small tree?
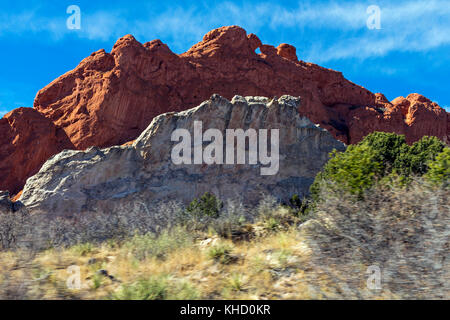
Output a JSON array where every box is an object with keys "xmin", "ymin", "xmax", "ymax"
[
  {"xmin": 310, "ymin": 144, "xmax": 382, "ymax": 199},
  {"xmin": 425, "ymin": 147, "xmax": 450, "ymax": 188},
  {"xmin": 289, "ymin": 194, "xmax": 302, "ymax": 209},
  {"xmin": 186, "ymin": 192, "xmax": 223, "ymax": 219},
  {"xmin": 289, "ymin": 194, "xmax": 312, "ymax": 221},
  {"xmin": 394, "ymin": 136, "xmax": 445, "ymax": 175}
]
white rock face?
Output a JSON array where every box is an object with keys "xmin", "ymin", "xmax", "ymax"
[{"xmin": 19, "ymin": 95, "xmax": 345, "ymax": 216}]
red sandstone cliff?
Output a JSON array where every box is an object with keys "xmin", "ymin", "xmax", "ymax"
[
  {"xmin": 1, "ymin": 26, "xmax": 448, "ymax": 195},
  {"xmin": 0, "ymin": 108, "xmax": 74, "ymax": 195}
]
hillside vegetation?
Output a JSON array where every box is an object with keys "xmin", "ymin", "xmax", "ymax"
[{"xmin": 0, "ymin": 133, "xmax": 448, "ymax": 300}]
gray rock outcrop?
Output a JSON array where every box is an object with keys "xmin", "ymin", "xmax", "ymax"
[
  {"xmin": 19, "ymin": 95, "xmax": 345, "ymax": 216},
  {"xmin": 0, "ymin": 191, "xmax": 13, "ymax": 213}
]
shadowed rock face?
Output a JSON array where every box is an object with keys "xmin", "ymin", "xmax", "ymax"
[
  {"xmin": 0, "ymin": 25, "xmax": 448, "ymax": 195},
  {"xmin": 0, "ymin": 191, "xmax": 13, "ymax": 213},
  {"xmin": 19, "ymin": 95, "xmax": 345, "ymax": 216},
  {"xmin": 0, "ymin": 108, "xmax": 74, "ymax": 195}
]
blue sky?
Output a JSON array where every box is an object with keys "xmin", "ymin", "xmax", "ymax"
[{"xmin": 1, "ymin": 0, "xmax": 449, "ymax": 117}]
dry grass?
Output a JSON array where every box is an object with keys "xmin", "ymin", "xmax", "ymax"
[
  {"xmin": 302, "ymin": 179, "xmax": 450, "ymax": 299},
  {"xmin": 0, "ymin": 225, "xmax": 313, "ymax": 300},
  {"xmin": 0, "ymin": 181, "xmax": 448, "ymax": 300}
]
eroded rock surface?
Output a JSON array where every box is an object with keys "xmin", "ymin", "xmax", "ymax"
[{"xmin": 19, "ymin": 95, "xmax": 345, "ymax": 216}]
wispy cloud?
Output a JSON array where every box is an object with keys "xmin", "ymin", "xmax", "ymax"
[
  {"xmin": 302, "ymin": 1, "xmax": 450, "ymax": 62},
  {"xmin": 0, "ymin": 1, "xmax": 449, "ymax": 61}
]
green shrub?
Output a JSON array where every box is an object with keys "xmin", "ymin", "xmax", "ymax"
[
  {"xmin": 394, "ymin": 136, "xmax": 445, "ymax": 175},
  {"xmin": 111, "ymin": 276, "xmax": 200, "ymax": 300},
  {"xmin": 71, "ymin": 243, "xmax": 94, "ymax": 256},
  {"xmin": 256, "ymin": 196, "xmax": 300, "ymax": 230},
  {"xmin": 207, "ymin": 244, "xmax": 234, "ymax": 264},
  {"xmin": 311, "ymin": 132, "xmax": 446, "ymax": 199},
  {"xmin": 124, "ymin": 226, "xmax": 194, "ymax": 261},
  {"xmin": 289, "ymin": 194, "xmax": 302, "ymax": 209},
  {"xmin": 111, "ymin": 277, "xmax": 168, "ymax": 300},
  {"xmin": 425, "ymin": 147, "xmax": 450, "ymax": 188},
  {"xmin": 91, "ymin": 273, "xmax": 103, "ymax": 290},
  {"xmin": 168, "ymin": 281, "xmax": 200, "ymax": 300},
  {"xmin": 186, "ymin": 192, "xmax": 223, "ymax": 219},
  {"xmin": 310, "ymin": 144, "xmax": 382, "ymax": 198},
  {"xmin": 264, "ymin": 217, "xmax": 280, "ymax": 231},
  {"xmin": 227, "ymin": 273, "xmax": 244, "ymax": 292},
  {"xmin": 360, "ymin": 131, "xmax": 407, "ymax": 166},
  {"xmin": 210, "ymin": 212, "xmax": 246, "ymax": 239}
]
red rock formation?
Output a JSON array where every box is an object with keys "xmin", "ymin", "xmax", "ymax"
[
  {"xmin": 34, "ymin": 26, "xmax": 379, "ymax": 148},
  {"xmin": 347, "ymin": 93, "xmax": 449, "ymax": 144},
  {"xmin": 0, "ymin": 108, "xmax": 74, "ymax": 195},
  {"xmin": 277, "ymin": 43, "xmax": 298, "ymax": 62},
  {"xmin": 0, "ymin": 25, "xmax": 448, "ymax": 194}
]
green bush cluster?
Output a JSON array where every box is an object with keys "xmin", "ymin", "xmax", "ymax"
[
  {"xmin": 181, "ymin": 192, "xmax": 249, "ymax": 238},
  {"xmin": 311, "ymin": 132, "xmax": 448, "ymax": 199},
  {"xmin": 111, "ymin": 276, "xmax": 199, "ymax": 300},
  {"xmin": 186, "ymin": 192, "xmax": 223, "ymax": 219},
  {"xmin": 425, "ymin": 147, "xmax": 450, "ymax": 188},
  {"xmin": 124, "ymin": 226, "xmax": 194, "ymax": 261},
  {"xmin": 288, "ymin": 194, "xmax": 311, "ymax": 220},
  {"xmin": 207, "ymin": 244, "xmax": 234, "ymax": 264}
]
